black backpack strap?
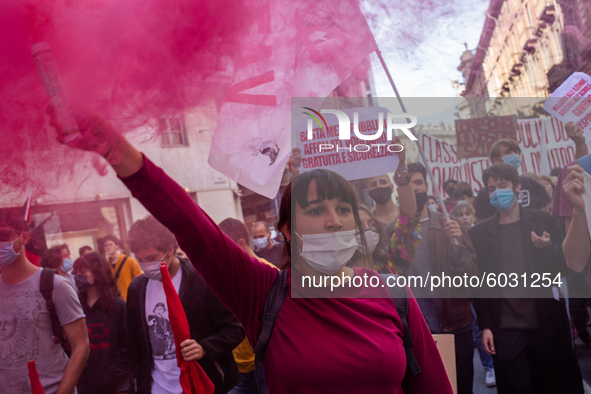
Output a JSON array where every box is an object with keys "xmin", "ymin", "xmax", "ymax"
[
  {"xmin": 253, "ymin": 269, "xmax": 288, "ymax": 363},
  {"xmin": 380, "ymin": 274, "xmax": 422, "ymax": 376},
  {"xmin": 40, "ymin": 268, "xmax": 66, "ymax": 347},
  {"xmin": 252, "ymin": 269, "xmax": 288, "ymax": 393},
  {"xmin": 114, "ymin": 256, "xmax": 128, "ymax": 281}
]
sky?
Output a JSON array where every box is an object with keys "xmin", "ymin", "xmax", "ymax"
[{"xmin": 368, "ymin": 0, "xmax": 491, "ymax": 99}]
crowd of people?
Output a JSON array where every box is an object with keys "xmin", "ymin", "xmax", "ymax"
[{"xmin": 1, "ymin": 113, "xmax": 591, "ymax": 394}]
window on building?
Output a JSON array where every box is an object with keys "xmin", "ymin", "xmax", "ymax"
[{"xmin": 160, "ymin": 117, "xmax": 188, "ymax": 147}]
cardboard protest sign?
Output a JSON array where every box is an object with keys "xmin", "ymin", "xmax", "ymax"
[
  {"xmin": 455, "ymin": 116, "xmax": 517, "ymax": 159},
  {"xmin": 294, "ymin": 106, "xmax": 400, "ymax": 181},
  {"xmin": 543, "ymin": 72, "xmax": 591, "ymax": 139}
]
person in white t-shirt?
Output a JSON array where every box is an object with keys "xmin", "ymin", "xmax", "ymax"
[{"xmin": 126, "ymin": 216, "xmax": 245, "ymax": 394}]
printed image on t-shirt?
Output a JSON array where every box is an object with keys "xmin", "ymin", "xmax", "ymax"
[
  {"xmin": 148, "ymin": 302, "xmax": 176, "ymax": 360},
  {"xmin": 0, "ymin": 291, "xmax": 45, "ymax": 392}
]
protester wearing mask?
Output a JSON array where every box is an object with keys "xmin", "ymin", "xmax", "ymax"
[
  {"xmin": 73, "ymin": 253, "xmax": 129, "ymax": 394},
  {"xmin": 473, "ymin": 139, "xmax": 551, "ymax": 223},
  {"xmin": 426, "ymin": 196, "xmax": 438, "ymax": 213},
  {"xmin": 393, "ymin": 162, "xmax": 477, "ymax": 394},
  {"xmin": 469, "ymin": 163, "xmax": 582, "ymax": 393},
  {"xmin": 251, "ymin": 221, "xmax": 282, "ymax": 267},
  {"xmin": 442, "ymin": 179, "xmax": 458, "ymax": 213},
  {"xmin": 365, "ymin": 173, "xmax": 399, "ymax": 236},
  {"xmin": 0, "ymin": 210, "xmax": 89, "ymax": 394},
  {"xmin": 55, "ymin": 112, "xmax": 452, "ymax": 393},
  {"xmin": 102, "ymin": 234, "xmax": 142, "ymax": 301},
  {"xmin": 40, "ymin": 244, "xmax": 77, "ymax": 291},
  {"xmin": 126, "ymin": 216, "xmax": 244, "ymax": 394},
  {"xmin": 365, "ymin": 137, "xmax": 416, "ymax": 242}
]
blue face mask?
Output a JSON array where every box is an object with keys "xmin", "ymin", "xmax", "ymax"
[
  {"xmin": 61, "ymin": 258, "xmax": 74, "ymax": 273},
  {"xmin": 502, "ymin": 153, "xmax": 522, "ymax": 170},
  {"xmin": 427, "ymin": 204, "xmax": 438, "ymax": 213},
  {"xmin": 489, "ymin": 188, "xmax": 516, "ymax": 212}
]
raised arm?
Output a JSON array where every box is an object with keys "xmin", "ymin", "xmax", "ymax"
[
  {"xmin": 566, "ymin": 122, "xmax": 588, "ymax": 160},
  {"xmin": 394, "ymin": 136, "xmax": 417, "ymax": 218},
  {"xmin": 561, "ymin": 166, "xmax": 591, "ymax": 272},
  {"xmin": 53, "ymin": 114, "xmax": 278, "ymax": 328}
]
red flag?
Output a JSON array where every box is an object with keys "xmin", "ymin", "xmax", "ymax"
[
  {"xmin": 28, "ymin": 360, "xmax": 45, "ymax": 394},
  {"xmin": 160, "ymin": 263, "xmax": 215, "ymax": 394}
]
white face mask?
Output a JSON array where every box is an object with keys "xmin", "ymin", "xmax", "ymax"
[
  {"xmin": 355, "ymin": 229, "xmax": 380, "ymax": 256},
  {"xmin": 140, "ymin": 253, "xmax": 170, "ymax": 281},
  {"xmin": 253, "ymin": 236, "xmax": 269, "ymax": 250},
  {"xmin": 296, "ymin": 230, "xmax": 358, "ymax": 275},
  {"xmin": 0, "ymin": 237, "xmax": 21, "ymax": 267}
]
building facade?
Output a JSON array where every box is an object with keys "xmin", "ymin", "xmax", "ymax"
[
  {"xmin": 458, "ymin": 0, "xmax": 586, "ymax": 118},
  {"xmin": 0, "ymin": 100, "xmax": 244, "ymax": 258}
]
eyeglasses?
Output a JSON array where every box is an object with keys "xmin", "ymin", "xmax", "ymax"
[{"xmin": 0, "ymin": 230, "xmax": 21, "ymax": 242}]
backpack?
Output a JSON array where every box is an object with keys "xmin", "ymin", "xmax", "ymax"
[
  {"xmin": 40, "ymin": 268, "xmax": 70, "ymax": 354},
  {"xmin": 251, "ymin": 270, "xmax": 421, "ymax": 392}
]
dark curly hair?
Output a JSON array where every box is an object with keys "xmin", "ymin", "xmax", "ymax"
[
  {"xmin": 128, "ymin": 216, "xmax": 178, "ymax": 254},
  {"xmin": 73, "ymin": 253, "xmax": 120, "ymax": 313},
  {"xmin": 40, "ymin": 244, "xmax": 70, "ymax": 270}
]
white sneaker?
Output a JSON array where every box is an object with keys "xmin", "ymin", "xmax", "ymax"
[{"xmin": 485, "ymin": 369, "xmax": 496, "ymax": 387}]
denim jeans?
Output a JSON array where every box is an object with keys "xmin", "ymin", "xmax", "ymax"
[{"xmin": 470, "ymin": 301, "xmax": 494, "ymax": 371}]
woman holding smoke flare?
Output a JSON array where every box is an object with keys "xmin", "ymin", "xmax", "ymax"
[{"xmin": 52, "ymin": 112, "xmax": 452, "ymax": 393}]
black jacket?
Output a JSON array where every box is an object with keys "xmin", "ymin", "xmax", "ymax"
[
  {"xmin": 469, "ymin": 207, "xmax": 583, "ymax": 393},
  {"xmin": 77, "ymin": 296, "xmax": 129, "ymax": 394},
  {"xmin": 127, "ymin": 257, "xmax": 245, "ymax": 394}
]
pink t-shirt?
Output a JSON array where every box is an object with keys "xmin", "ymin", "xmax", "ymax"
[{"xmin": 120, "ymin": 156, "xmax": 452, "ymax": 394}]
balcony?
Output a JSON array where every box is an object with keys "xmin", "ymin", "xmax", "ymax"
[{"xmin": 539, "ymin": 5, "xmax": 556, "ymax": 25}]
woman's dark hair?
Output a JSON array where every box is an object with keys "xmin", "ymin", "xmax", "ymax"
[
  {"xmin": 73, "ymin": 252, "xmax": 120, "ymax": 313},
  {"xmin": 40, "ymin": 244, "xmax": 70, "ymax": 269},
  {"xmin": 277, "ymin": 169, "xmax": 365, "ymax": 270}
]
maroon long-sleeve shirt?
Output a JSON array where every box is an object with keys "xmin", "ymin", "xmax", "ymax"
[{"xmin": 120, "ymin": 156, "xmax": 452, "ymax": 393}]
